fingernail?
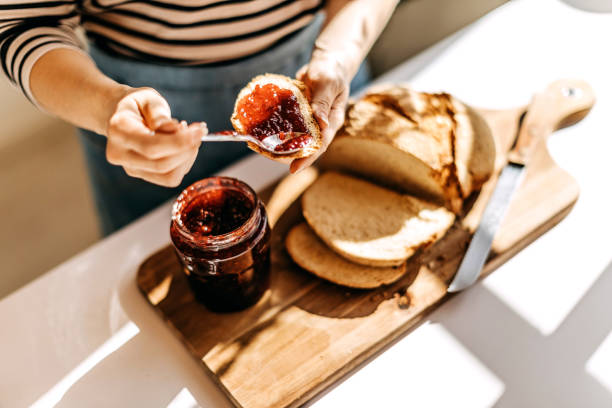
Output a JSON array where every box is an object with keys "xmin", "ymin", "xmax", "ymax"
[
  {"xmin": 191, "ymin": 122, "xmax": 207, "ymax": 132},
  {"xmin": 189, "ymin": 122, "xmax": 207, "ymax": 136},
  {"xmin": 290, "ymin": 162, "xmax": 302, "ymax": 174},
  {"xmin": 317, "ymin": 114, "xmax": 329, "ymax": 129}
]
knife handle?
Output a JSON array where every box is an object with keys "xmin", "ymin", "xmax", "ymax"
[{"xmin": 507, "ymin": 79, "xmax": 596, "ymax": 166}]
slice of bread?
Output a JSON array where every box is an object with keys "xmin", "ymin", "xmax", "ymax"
[
  {"xmin": 231, "ymin": 73, "xmax": 322, "ymax": 162},
  {"xmin": 302, "ymin": 172, "xmax": 455, "ymax": 267},
  {"xmin": 286, "ymin": 223, "xmax": 407, "ymax": 289},
  {"xmin": 319, "ymin": 84, "xmax": 495, "ymax": 213}
]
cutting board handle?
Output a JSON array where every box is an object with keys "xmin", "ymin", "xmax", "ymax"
[{"xmin": 508, "ymin": 79, "xmax": 595, "ymax": 165}]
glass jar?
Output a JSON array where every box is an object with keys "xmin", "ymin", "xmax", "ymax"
[{"xmin": 170, "ymin": 177, "xmax": 271, "ymax": 312}]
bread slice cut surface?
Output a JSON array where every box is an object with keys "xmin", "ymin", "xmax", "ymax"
[{"xmin": 302, "ymin": 172, "xmax": 455, "ymax": 267}]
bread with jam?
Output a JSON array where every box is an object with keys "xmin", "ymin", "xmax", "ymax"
[{"xmin": 231, "ymin": 73, "xmax": 322, "ymax": 162}]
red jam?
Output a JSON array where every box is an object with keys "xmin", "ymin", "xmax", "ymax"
[
  {"xmin": 274, "ymin": 133, "xmax": 313, "ymax": 152},
  {"xmin": 170, "ymin": 177, "xmax": 271, "ymax": 312},
  {"xmin": 181, "ymin": 189, "xmax": 253, "ymax": 236},
  {"xmin": 236, "ymin": 83, "xmax": 309, "ymax": 141}
]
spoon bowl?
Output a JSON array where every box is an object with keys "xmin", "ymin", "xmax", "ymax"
[{"xmin": 202, "ymin": 131, "xmax": 311, "ymax": 155}]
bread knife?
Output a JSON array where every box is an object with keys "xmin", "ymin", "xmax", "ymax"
[{"xmin": 447, "ymin": 79, "xmax": 595, "ymax": 293}]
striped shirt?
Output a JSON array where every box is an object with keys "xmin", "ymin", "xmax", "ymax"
[{"xmin": 0, "ymin": 0, "xmax": 324, "ymax": 103}]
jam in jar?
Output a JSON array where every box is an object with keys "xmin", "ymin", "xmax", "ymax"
[{"xmin": 170, "ymin": 177, "xmax": 271, "ymax": 312}]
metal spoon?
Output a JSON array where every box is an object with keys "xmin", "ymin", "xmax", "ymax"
[{"xmin": 202, "ymin": 131, "xmax": 310, "ymax": 155}]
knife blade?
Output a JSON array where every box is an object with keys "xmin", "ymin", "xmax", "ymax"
[
  {"xmin": 447, "ymin": 163, "xmax": 524, "ymax": 292},
  {"xmin": 447, "ymin": 79, "xmax": 595, "ymax": 293}
]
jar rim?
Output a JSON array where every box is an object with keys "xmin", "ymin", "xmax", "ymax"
[{"xmin": 171, "ymin": 177, "xmax": 260, "ymax": 249}]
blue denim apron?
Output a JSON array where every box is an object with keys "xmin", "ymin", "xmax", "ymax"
[{"xmin": 79, "ymin": 13, "xmax": 370, "ymax": 235}]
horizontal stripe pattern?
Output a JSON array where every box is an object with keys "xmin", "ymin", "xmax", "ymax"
[{"xmin": 0, "ymin": 0, "xmax": 323, "ymax": 103}]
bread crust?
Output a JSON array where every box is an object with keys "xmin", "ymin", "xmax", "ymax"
[
  {"xmin": 320, "ymin": 84, "xmax": 496, "ymax": 213},
  {"xmin": 231, "ymin": 73, "xmax": 322, "ymax": 163},
  {"xmin": 286, "ymin": 223, "xmax": 407, "ymax": 289}
]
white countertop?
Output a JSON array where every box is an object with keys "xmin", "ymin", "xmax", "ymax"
[{"xmin": 3, "ymin": 1, "xmax": 612, "ymax": 407}]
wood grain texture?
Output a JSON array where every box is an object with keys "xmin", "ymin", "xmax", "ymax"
[{"xmin": 137, "ymin": 105, "xmax": 580, "ymax": 408}]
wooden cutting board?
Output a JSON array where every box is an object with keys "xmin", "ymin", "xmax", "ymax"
[{"xmin": 137, "ymin": 83, "xmax": 591, "ymax": 408}]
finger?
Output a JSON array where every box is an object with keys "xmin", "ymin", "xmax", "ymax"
[
  {"xmin": 160, "ymin": 120, "xmax": 205, "ymax": 134},
  {"xmin": 114, "ymin": 120, "xmax": 204, "ymax": 159},
  {"xmin": 172, "ymin": 124, "xmax": 202, "ymax": 177},
  {"xmin": 289, "ymin": 132, "xmax": 327, "ymax": 173},
  {"xmin": 132, "ymin": 129, "xmax": 201, "ymax": 159},
  {"xmin": 309, "ymin": 85, "xmax": 336, "ymax": 130},
  {"xmin": 174, "ymin": 123, "xmax": 204, "ymax": 176},
  {"xmin": 290, "ymin": 95, "xmax": 347, "ymax": 174},
  {"xmin": 327, "ymin": 94, "xmax": 348, "ymax": 137},
  {"xmin": 180, "ymin": 146, "xmax": 200, "ymax": 177},
  {"xmin": 197, "ymin": 121, "xmax": 208, "ymax": 135},
  {"xmin": 120, "ymin": 147, "xmax": 198, "ymax": 174},
  {"xmin": 295, "ymin": 64, "xmax": 308, "ymax": 81},
  {"xmin": 124, "ymin": 165, "xmax": 186, "ymax": 188},
  {"xmin": 156, "ymin": 118, "xmax": 180, "ymax": 133},
  {"xmin": 134, "ymin": 89, "xmax": 172, "ymax": 130},
  {"xmin": 108, "ymin": 111, "xmax": 156, "ymax": 141},
  {"xmin": 290, "ymin": 157, "xmax": 306, "ymax": 174},
  {"xmin": 289, "ymin": 125, "xmax": 330, "ymax": 173}
]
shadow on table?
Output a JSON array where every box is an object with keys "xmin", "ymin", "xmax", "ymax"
[
  {"xmin": 52, "ymin": 270, "xmax": 236, "ymax": 408},
  {"xmin": 430, "ymin": 258, "xmax": 612, "ymax": 407},
  {"xmin": 303, "ymin": 258, "xmax": 612, "ymax": 408}
]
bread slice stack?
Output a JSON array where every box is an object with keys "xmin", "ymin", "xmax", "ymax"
[
  {"xmin": 286, "ymin": 222, "xmax": 409, "ymax": 289},
  {"xmin": 286, "ymin": 172, "xmax": 455, "ymax": 288},
  {"xmin": 231, "ymin": 74, "xmax": 322, "ymax": 162},
  {"xmin": 285, "ymin": 85, "xmax": 495, "ymax": 289}
]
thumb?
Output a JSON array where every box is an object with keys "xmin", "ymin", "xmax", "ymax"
[
  {"xmin": 295, "ymin": 64, "xmax": 308, "ymax": 81},
  {"xmin": 310, "ymin": 88, "xmax": 335, "ymax": 130},
  {"xmin": 137, "ymin": 89, "xmax": 173, "ymax": 130}
]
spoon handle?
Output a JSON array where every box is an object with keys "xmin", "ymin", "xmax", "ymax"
[{"xmin": 203, "ymin": 133, "xmax": 253, "ymax": 143}]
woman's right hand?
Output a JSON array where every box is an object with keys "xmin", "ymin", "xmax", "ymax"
[{"xmin": 105, "ymin": 87, "xmax": 206, "ymax": 187}]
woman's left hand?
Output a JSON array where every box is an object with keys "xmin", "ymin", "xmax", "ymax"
[{"xmin": 290, "ymin": 50, "xmax": 351, "ymax": 173}]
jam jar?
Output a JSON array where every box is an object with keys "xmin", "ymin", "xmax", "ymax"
[{"xmin": 170, "ymin": 177, "xmax": 271, "ymax": 312}]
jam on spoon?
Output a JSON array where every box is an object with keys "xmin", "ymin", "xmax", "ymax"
[{"xmin": 273, "ymin": 133, "xmax": 313, "ymax": 152}]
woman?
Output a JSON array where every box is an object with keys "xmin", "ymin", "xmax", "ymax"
[{"xmin": 0, "ymin": 0, "xmax": 399, "ymax": 235}]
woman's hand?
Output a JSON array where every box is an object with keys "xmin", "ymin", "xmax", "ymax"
[
  {"xmin": 290, "ymin": 50, "xmax": 350, "ymax": 173},
  {"xmin": 105, "ymin": 87, "xmax": 207, "ymax": 187}
]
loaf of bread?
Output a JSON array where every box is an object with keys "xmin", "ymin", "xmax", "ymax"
[
  {"xmin": 286, "ymin": 223, "xmax": 407, "ymax": 288},
  {"xmin": 301, "ymin": 172, "xmax": 455, "ymax": 267},
  {"xmin": 231, "ymin": 74, "xmax": 322, "ymax": 162},
  {"xmin": 319, "ymin": 84, "xmax": 495, "ymax": 213}
]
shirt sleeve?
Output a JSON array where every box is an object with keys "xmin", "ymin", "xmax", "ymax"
[{"xmin": 0, "ymin": 0, "xmax": 89, "ymax": 106}]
